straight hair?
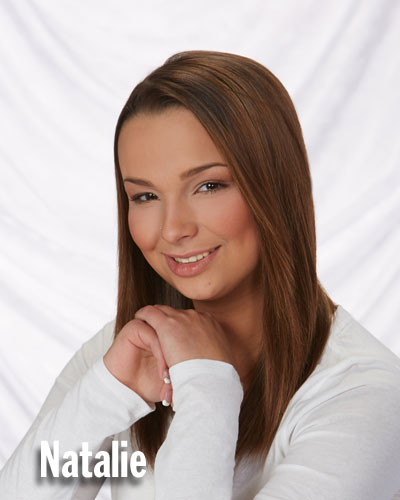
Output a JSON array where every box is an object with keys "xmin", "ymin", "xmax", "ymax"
[{"xmin": 113, "ymin": 50, "xmax": 337, "ymax": 469}]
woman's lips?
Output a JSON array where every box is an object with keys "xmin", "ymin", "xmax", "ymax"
[
  {"xmin": 165, "ymin": 246, "xmax": 221, "ymax": 277},
  {"xmin": 166, "ymin": 246, "xmax": 219, "ymax": 259}
]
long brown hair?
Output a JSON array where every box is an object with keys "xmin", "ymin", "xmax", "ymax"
[{"xmin": 113, "ymin": 50, "xmax": 337, "ymax": 469}]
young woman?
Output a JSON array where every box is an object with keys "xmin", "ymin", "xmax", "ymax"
[{"xmin": 1, "ymin": 50, "xmax": 400, "ymax": 500}]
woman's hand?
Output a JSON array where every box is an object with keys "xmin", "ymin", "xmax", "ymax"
[
  {"xmin": 134, "ymin": 305, "xmax": 234, "ymax": 368},
  {"xmin": 103, "ymin": 319, "xmax": 171, "ymax": 406},
  {"xmin": 103, "ymin": 305, "xmax": 233, "ymax": 408}
]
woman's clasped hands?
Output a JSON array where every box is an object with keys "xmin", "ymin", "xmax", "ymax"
[{"xmin": 103, "ymin": 305, "xmax": 234, "ymax": 409}]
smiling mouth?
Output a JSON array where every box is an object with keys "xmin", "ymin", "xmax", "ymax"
[
  {"xmin": 165, "ymin": 245, "xmax": 221, "ymax": 278},
  {"xmin": 171, "ymin": 246, "xmax": 220, "ymax": 264}
]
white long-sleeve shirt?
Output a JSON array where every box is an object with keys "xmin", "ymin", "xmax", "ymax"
[{"xmin": 1, "ymin": 305, "xmax": 400, "ymax": 499}]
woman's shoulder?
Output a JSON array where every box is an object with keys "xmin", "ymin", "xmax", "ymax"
[
  {"xmin": 31, "ymin": 318, "xmax": 118, "ymax": 425},
  {"xmin": 262, "ymin": 306, "xmax": 400, "ymax": 500},
  {"xmin": 289, "ymin": 305, "xmax": 400, "ymax": 414},
  {"xmin": 51, "ymin": 318, "xmax": 117, "ymax": 388},
  {"xmin": 78, "ymin": 317, "xmax": 117, "ymax": 368},
  {"xmin": 320, "ymin": 304, "xmax": 400, "ymax": 375}
]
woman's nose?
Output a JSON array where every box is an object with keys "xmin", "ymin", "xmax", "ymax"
[{"xmin": 160, "ymin": 201, "xmax": 198, "ymax": 243}]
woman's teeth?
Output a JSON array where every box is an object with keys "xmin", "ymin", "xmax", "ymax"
[{"xmin": 173, "ymin": 249, "xmax": 214, "ymax": 264}]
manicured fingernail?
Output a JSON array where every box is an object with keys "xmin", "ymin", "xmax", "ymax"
[
  {"xmin": 163, "ymin": 370, "xmax": 171, "ymax": 384},
  {"xmin": 162, "ymin": 390, "xmax": 171, "ymax": 406}
]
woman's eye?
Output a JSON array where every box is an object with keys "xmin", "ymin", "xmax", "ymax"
[
  {"xmin": 129, "ymin": 192, "xmax": 158, "ymax": 204},
  {"xmin": 128, "ymin": 182, "xmax": 227, "ymax": 204},
  {"xmin": 197, "ymin": 182, "xmax": 227, "ymax": 193}
]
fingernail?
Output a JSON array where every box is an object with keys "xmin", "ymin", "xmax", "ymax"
[
  {"xmin": 163, "ymin": 370, "xmax": 171, "ymax": 384},
  {"xmin": 162, "ymin": 390, "xmax": 171, "ymax": 406}
]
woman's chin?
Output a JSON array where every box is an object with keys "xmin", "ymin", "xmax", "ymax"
[
  {"xmin": 175, "ymin": 283, "xmax": 223, "ymax": 303},
  {"xmin": 161, "ymin": 273, "xmax": 226, "ymax": 303}
]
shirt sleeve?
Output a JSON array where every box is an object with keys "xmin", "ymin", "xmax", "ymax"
[
  {"xmin": 254, "ymin": 362, "xmax": 400, "ymax": 500},
  {"xmin": 0, "ymin": 321, "xmax": 155, "ymax": 500},
  {"xmin": 153, "ymin": 356, "xmax": 400, "ymax": 500},
  {"xmin": 154, "ymin": 358, "xmax": 244, "ymax": 500}
]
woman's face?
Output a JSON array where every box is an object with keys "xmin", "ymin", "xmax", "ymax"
[{"xmin": 117, "ymin": 107, "xmax": 261, "ymax": 302}]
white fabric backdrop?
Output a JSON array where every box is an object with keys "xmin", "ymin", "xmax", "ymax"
[{"xmin": 1, "ymin": 0, "xmax": 399, "ymax": 497}]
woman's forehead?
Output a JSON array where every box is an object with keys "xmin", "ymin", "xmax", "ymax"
[{"xmin": 118, "ymin": 109, "xmax": 227, "ymax": 179}]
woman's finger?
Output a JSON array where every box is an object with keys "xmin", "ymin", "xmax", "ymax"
[
  {"xmin": 160, "ymin": 384, "xmax": 173, "ymax": 407},
  {"xmin": 152, "ymin": 304, "xmax": 177, "ymax": 316},
  {"xmin": 126, "ymin": 319, "xmax": 169, "ymax": 381},
  {"xmin": 135, "ymin": 305, "xmax": 172, "ymax": 334},
  {"xmin": 147, "ymin": 330, "xmax": 169, "ymax": 380}
]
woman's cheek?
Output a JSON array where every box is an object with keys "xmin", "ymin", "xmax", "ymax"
[
  {"xmin": 128, "ymin": 210, "xmax": 159, "ymax": 251},
  {"xmin": 205, "ymin": 191, "xmax": 252, "ymax": 235}
]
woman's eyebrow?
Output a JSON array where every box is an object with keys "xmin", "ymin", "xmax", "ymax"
[{"xmin": 123, "ymin": 162, "xmax": 228, "ymax": 187}]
